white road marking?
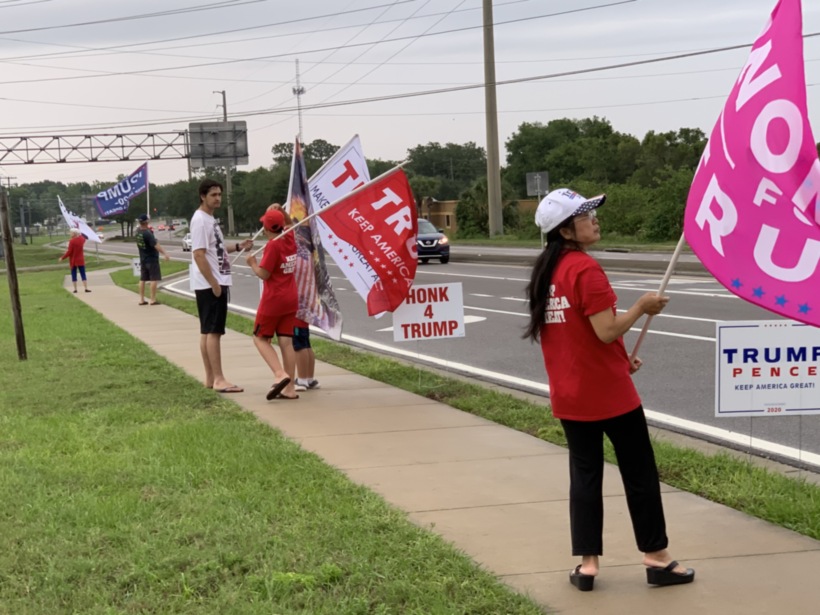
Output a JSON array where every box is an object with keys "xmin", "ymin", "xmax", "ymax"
[
  {"xmin": 468, "ymin": 301, "xmax": 720, "ymax": 330},
  {"xmin": 612, "ymin": 285, "xmax": 737, "ymax": 299}
]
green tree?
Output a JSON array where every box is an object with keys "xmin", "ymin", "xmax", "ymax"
[
  {"xmin": 405, "ymin": 141, "xmax": 486, "ymax": 200},
  {"xmin": 504, "ymin": 117, "xmax": 638, "ymax": 192},
  {"xmin": 631, "ymin": 128, "xmax": 706, "ymax": 186},
  {"xmin": 455, "ymin": 177, "xmax": 519, "ymax": 238},
  {"xmin": 408, "ymin": 175, "xmax": 442, "ymax": 211},
  {"xmin": 367, "ymin": 158, "xmax": 397, "ymax": 178},
  {"xmin": 643, "ymin": 166, "xmax": 695, "ymax": 241},
  {"xmin": 231, "ymin": 166, "xmax": 290, "ymax": 230},
  {"xmin": 270, "ymin": 139, "xmax": 340, "ymax": 177}
]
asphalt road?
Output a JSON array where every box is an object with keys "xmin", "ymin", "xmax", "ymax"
[{"xmin": 96, "ymin": 236, "xmax": 820, "ymax": 469}]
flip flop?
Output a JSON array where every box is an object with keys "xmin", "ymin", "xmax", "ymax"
[
  {"xmin": 275, "ymin": 393, "xmax": 300, "ymax": 400},
  {"xmin": 646, "ymin": 561, "xmax": 695, "ymax": 586},
  {"xmin": 138, "ymin": 301, "xmax": 148, "ymax": 305},
  {"xmin": 215, "ymin": 385, "xmax": 244, "ymax": 393},
  {"xmin": 149, "ymin": 301, "xmax": 160, "ymax": 305},
  {"xmin": 569, "ymin": 565, "xmax": 595, "ymax": 591},
  {"xmin": 266, "ymin": 377, "xmax": 291, "ymax": 401}
]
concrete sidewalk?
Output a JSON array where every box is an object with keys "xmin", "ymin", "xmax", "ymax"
[{"xmin": 71, "ymin": 270, "xmax": 820, "ymax": 614}]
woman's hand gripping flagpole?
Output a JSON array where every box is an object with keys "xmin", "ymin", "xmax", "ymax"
[{"xmin": 628, "ymin": 232, "xmax": 686, "ymax": 362}]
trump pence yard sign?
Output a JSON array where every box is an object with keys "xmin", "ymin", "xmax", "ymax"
[
  {"xmin": 716, "ymin": 319, "xmax": 820, "ymax": 417},
  {"xmin": 392, "ymin": 283, "xmax": 465, "ymax": 343}
]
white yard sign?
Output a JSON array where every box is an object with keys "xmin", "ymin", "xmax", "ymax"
[
  {"xmin": 132, "ymin": 258, "xmax": 141, "ymax": 277},
  {"xmin": 716, "ymin": 320, "xmax": 820, "ymax": 417},
  {"xmin": 392, "ymin": 283, "xmax": 465, "ymax": 342}
]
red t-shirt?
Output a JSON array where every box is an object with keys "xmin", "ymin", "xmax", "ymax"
[
  {"xmin": 258, "ymin": 234, "xmax": 298, "ymax": 316},
  {"xmin": 539, "ymin": 250, "xmax": 640, "ymax": 421}
]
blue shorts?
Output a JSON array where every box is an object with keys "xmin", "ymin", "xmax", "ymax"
[
  {"xmin": 293, "ymin": 325, "xmax": 311, "ymax": 351},
  {"xmin": 70, "ymin": 265, "xmax": 86, "ymax": 282}
]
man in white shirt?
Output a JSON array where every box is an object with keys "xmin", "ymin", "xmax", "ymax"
[{"xmin": 190, "ymin": 178, "xmax": 253, "ymax": 393}]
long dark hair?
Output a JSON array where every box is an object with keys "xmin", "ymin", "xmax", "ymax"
[{"xmin": 523, "ymin": 219, "xmax": 580, "ymax": 342}]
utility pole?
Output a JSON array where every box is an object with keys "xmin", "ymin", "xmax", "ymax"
[
  {"xmin": 213, "ymin": 89, "xmax": 235, "ymax": 236},
  {"xmin": 0, "ymin": 175, "xmax": 18, "ymax": 241},
  {"xmin": 292, "ymin": 59, "xmax": 306, "ymax": 144},
  {"xmin": 483, "ymin": 0, "xmax": 504, "ymax": 237},
  {"xmin": 0, "ymin": 186, "xmax": 27, "ymax": 360}
]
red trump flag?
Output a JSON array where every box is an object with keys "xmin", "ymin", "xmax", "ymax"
[{"xmin": 317, "ymin": 168, "xmax": 418, "ymax": 315}]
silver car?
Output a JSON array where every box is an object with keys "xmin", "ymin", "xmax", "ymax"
[{"xmin": 182, "ymin": 233, "xmax": 192, "ymax": 251}]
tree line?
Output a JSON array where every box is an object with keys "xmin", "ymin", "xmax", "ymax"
[{"xmin": 9, "ymin": 117, "xmax": 815, "ymax": 242}]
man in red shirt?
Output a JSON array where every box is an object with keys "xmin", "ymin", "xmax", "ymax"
[{"xmin": 246, "ymin": 206, "xmax": 299, "ymax": 401}]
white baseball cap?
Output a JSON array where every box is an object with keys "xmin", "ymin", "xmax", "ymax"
[{"xmin": 534, "ymin": 188, "xmax": 606, "ymax": 233}]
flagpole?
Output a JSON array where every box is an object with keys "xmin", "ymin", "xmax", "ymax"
[
  {"xmin": 249, "ymin": 163, "xmax": 407, "ymax": 258},
  {"xmin": 629, "ymin": 231, "xmax": 687, "ymax": 361}
]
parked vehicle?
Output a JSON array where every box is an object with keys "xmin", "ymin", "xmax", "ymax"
[
  {"xmin": 416, "ymin": 218, "xmax": 449, "ymax": 264},
  {"xmin": 182, "ymin": 233, "xmax": 192, "ymax": 251}
]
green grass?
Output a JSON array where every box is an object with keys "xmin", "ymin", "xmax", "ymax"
[
  {"xmin": 110, "ymin": 271, "xmax": 820, "ymax": 543},
  {"xmin": 1, "ymin": 238, "xmax": 120, "ymax": 270},
  {"xmin": 0, "ymin": 269, "xmax": 545, "ymax": 615}
]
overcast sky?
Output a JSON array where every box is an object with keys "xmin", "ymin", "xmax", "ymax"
[{"xmin": 0, "ymin": 0, "xmax": 818, "ymax": 189}]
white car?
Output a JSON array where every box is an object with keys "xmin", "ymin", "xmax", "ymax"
[{"xmin": 182, "ymin": 233, "xmax": 192, "ymax": 251}]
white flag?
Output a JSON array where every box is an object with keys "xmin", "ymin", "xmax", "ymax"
[
  {"xmin": 307, "ymin": 135, "xmax": 376, "ymax": 306},
  {"xmin": 58, "ymin": 196, "xmax": 102, "ymax": 243}
]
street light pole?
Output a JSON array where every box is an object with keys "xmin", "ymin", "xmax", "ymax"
[{"xmin": 213, "ymin": 89, "xmax": 235, "ymax": 236}]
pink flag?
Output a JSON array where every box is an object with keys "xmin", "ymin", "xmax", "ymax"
[
  {"xmin": 684, "ymin": 0, "xmax": 820, "ymax": 327},
  {"xmin": 317, "ymin": 168, "xmax": 418, "ymax": 315}
]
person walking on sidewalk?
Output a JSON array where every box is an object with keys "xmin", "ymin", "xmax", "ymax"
[
  {"xmin": 59, "ymin": 228, "xmax": 90, "ymax": 293},
  {"xmin": 246, "ymin": 206, "xmax": 300, "ymax": 401},
  {"xmin": 135, "ymin": 214, "xmax": 170, "ymax": 306},
  {"xmin": 524, "ymin": 188, "xmax": 695, "ymax": 592},
  {"xmin": 190, "ymin": 178, "xmax": 253, "ymax": 394}
]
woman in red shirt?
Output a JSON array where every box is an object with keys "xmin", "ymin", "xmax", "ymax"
[
  {"xmin": 524, "ymin": 188, "xmax": 694, "ymax": 591},
  {"xmin": 59, "ymin": 228, "xmax": 90, "ymax": 293}
]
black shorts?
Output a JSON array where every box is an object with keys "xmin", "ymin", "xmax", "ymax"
[
  {"xmin": 195, "ymin": 286, "xmax": 229, "ymax": 335},
  {"xmin": 140, "ymin": 261, "xmax": 162, "ymax": 282},
  {"xmin": 293, "ymin": 324, "xmax": 311, "ymax": 351}
]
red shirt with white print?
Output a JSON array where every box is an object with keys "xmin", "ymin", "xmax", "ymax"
[
  {"xmin": 539, "ymin": 250, "xmax": 640, "ymax": 421},
  {"xmin": 258, "ymin": 233, "xmax": 298, "ymax": 316}
]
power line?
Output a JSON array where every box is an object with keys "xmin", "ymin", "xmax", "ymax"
[
  {"xmin": 0, "ymin": 0, "xmax": 425, "ymax": 62},
  {"xmin": 0, "ymin": 0, "xmax": 272, "ymax": 36},
  {"xmin": 232, "ymin": 0, "xmax": 412, "ymax": 107},
  {"xmin": 2, "ymin": 32, "xmax": 804, "ymax": 135},
  {"xmin": 0, "ymin": 1, "xmax": 637, "ymax": 86}
]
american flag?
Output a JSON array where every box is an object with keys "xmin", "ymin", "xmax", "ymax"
[{"xmin": 284, "ymin": 138, "xmax": 343, "ymax": 340}]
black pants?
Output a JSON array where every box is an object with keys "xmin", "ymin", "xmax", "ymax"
[{"xmin": 560, "ymin": 406, "xmax": 668, "ymax": 556}]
